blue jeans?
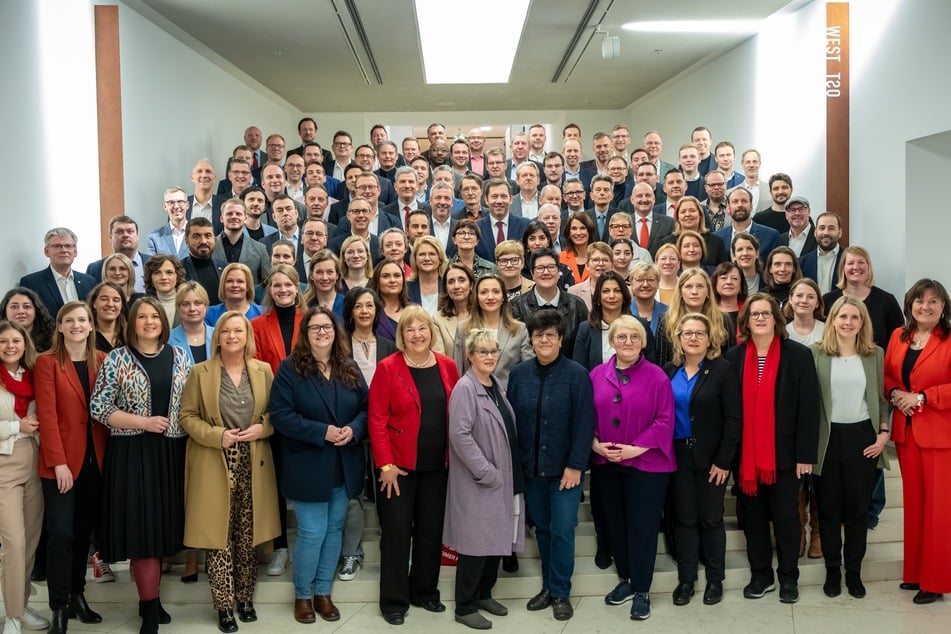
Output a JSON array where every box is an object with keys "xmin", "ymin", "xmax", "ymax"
[
  {"xmin": 523, "ymin": 474, "xmax": 582, "ymax": 599},
  {"xmin": 291, "ymin": 486, "xmax": 348, "ymax": 598}
]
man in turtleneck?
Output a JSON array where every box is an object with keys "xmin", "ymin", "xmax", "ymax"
[{"xmin": 181, "ymin": 217, "xmax": 226, "ymax": 305}]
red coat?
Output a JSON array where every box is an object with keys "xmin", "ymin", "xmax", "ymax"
[
  {"xmin": 35, "ymin": 351, "xmax": 108, "ymax": 479},
  {"xmin": 368, "ymin": 352, "xmax": 459, "ymax": 470},
  {"xmin": 251, "ymin": 309, "xmax": 303, "ymax": 374},
  {"xmin": 884, "ymin": 327, "xmax": 951, "ymax": 447}
]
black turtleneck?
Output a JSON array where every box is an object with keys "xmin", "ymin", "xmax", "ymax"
[{"xmin": 275, "ymin": 303, "xmax": 298, "ymax": 354}]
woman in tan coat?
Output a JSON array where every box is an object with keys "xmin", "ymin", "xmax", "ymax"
[{"xmin": 180, "ymin": 310, "xmax": 280, "ymax": 633}]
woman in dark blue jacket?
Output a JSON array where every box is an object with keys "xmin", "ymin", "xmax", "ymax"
[{"xmin": 269, "ymin": 306, "xmax": 368, "ymax": 625}]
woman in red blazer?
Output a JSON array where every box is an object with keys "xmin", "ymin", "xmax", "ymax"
[
  {"xmin": 35, "ymin": 301, "xmax": 108, "ymax": 629},
  {"xmin": 884, "ymin": 278, "xmax": 951, "ymax": 604},
  {"xmin": 368, "ymin": 306, "xmax": 459, "ymax": 625},
  {"xmin": 250, "ymin": 264, "xmax": 304, "ymax": 576}
]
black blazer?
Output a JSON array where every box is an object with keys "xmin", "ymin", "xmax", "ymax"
[
  {"xmin": 572, "ymin": 318, "xmax": 656, "ymax": 371},
  {"xmin": 180, "ymin": 256, "xmax": 226, "ymax": 303},
  {"xmin": 333, "ymin": 209, "xmax": 402, "ymax": 239},
  {"xmin": 663, "ymin": 357, "xmax": 742, "ymax": 470},
  {"xmin": 407, "ymin": 278, "xmax": 443, "ymax": 305},
  {"xmin": 724, "ymin": 339, "xmax": 821, "ymax": 469},
  {"xmin": 186, "ymin": 194, "xmax": 225, "ymax": 235},
  {"xmin": 18, "ymin": 267, "xmax": 96, "ymax": 317}
]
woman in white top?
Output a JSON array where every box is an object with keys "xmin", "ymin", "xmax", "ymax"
[
  {"xmin": 784, "ymin": 278, "xmax": 826, "ymax": 346},
  {"xmin": 145, "ymin": 255, "xmax": 185, "ymax": 327}
]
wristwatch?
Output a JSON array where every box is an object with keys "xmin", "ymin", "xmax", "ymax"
[
  {"xmin": 380, "ymin": 464, "xmax": 394, "ymax": 473},
  {"xmin": 917, "ymin": 393, "xmax": 926, "ymax": 406}
]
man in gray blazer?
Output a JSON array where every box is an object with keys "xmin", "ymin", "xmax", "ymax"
[{"xmin": 212, "ymin": 198, "xmax": 270, "ymax": 285}]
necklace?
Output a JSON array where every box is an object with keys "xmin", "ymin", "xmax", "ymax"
[
  {"xmin": 484, "ymin": 381, "xmax": 500, "ymax": 407},
  {"xmin": 912, "ymin": 331, "xmax": 931, "ymax": 350},
  {"xmin": 138, "ymin": 345, "xmax": 164, "ymax": 358},
  {"xmin": 404, "ymin": 351, "xmax": 434, "ymax": 368}
]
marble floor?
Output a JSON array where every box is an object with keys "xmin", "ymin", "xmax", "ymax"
[{"xmin": 5, "ymin": 581, "xmax": 951, "ymax": 633}]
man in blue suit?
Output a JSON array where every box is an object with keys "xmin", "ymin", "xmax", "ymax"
[
  {"xmin": 86, "ymin": 215, "xmax": 151, "ymax": 293},
  {"xmin": 19, "ymin": 227, "xmax": 96, "ymax": 317},
  {"xmin": 147, "ymin": 186, "xmax": 191, "ymax": 259},
  {"xmin": 475, "ymin": 178, "xmax": 530, "ymax": 262},
  {"xmin": 712, "ymin": 187, "xmax": 781, "ymax": 263},
  {"xmin": 799, "ymin": 211, "xmax": 844, "ymax": 295}
]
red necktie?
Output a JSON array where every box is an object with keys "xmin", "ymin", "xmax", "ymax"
[
  {"xmin": 404, "ymin": 205, "xmax": 411, "ymax": 229},
  {"xmin": 496, "ymin": 221, "xmax": 505, "ymax": 244},
  {"xmin": 252, "ymin": 152, "xmax": 259, "ymax": 170},
  {"xmin": 639, "ymin": 218, "xmax": 650, "ymax": 249}
]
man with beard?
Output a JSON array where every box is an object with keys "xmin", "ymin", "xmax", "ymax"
[
  {"xmin": 753, "ymin": 173, "xmax": 795, "ymax": 233},
  {"xmin": 240, "ymin": 186, "xmax": 277, "ymax": 242},
  {"xmin": 702, "ymin": 171, "xmax": 729, "ymax": 231},
  {"xmin": 288, "ymin": 117, "xmax": 332, "ymax": 166},
  {"xmin": 86, "ymin": 216, "xmax": 150, "ymax": 292},
  {"xmin": 244, "ymin": 125, "xmax": 265, "ymax": 171},
  {"xmin": 713, "ymin": 187, "xmax": 781, "ymax": 262},
  {"xmin": 799, "ymin": 211, "xmax": 844, "ymax": 295},
  {"xmin": 181, "ymin": 217, "xmax": 226, "ymax": 304},
  {"xmin": 778, "ymin": 196, "xmax": 816, "ymax": 257},
  {"xmin": 212, "ymin": 198, "xmax": 270, "ymax": 284},
  {"xmin": 580, "ymin": 132, "xmax": 612, "ymax": 174}
]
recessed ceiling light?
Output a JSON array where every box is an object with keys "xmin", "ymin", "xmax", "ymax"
[
  {"xmin": 480, "ymin": 126, "xmax": 492, "ymax": 131},
  {"xmin": 416, "ymin": 0, "xmax": 529, "ymax": 83},
  {"xmin": 622, "ymin": 20, "xmax": 760, "ymax": 34}
]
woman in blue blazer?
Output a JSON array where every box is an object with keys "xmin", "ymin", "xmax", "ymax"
[
  {"xmin": 167, "ymin": 282, "xmax": 215, "ymax": 364},
  {"xmin": 268, "ymin": 306, "xmax": 368, "ymax": 624}
]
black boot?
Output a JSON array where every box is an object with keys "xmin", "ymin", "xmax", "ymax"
[
  {"xmin": 140, "ymin": 599, "xmax": 171, "ymax": 625},
  {"xmin": 47, "ymin": 608, "xmax": 69, "ymax": 634},
  {"xmin": 139, "ymin": 599, "xmax": 160, "ymax": 634},
  {"xmin": 68, "ymin": 593, "xmax": 103, "ymax": 623}
]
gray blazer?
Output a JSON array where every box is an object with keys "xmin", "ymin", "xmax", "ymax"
[
  {"xmin": 811, "ymin": 345, "xmax": 890, "ymax": 475},
  {"xmin": 452, "ymin": 320, "xmax": 533, "ymax": 389},
  {"xmin": 212, "ymin": 233, "xmax": 271, "ymax": 285}
]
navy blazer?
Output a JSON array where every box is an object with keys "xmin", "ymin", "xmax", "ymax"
[
  {"xmin": 333, "ymin": 209, "xmax": 402, "ymax": 239},
  {"xmin": 146, "ymin": 224, "xmax": 190, "ymax": 259},
  {"xmin": 712, "ymin": 222, "xmax": 782, "ymax": 263},
  {"xmin": 474, "ymin": 214, "xmax": 531, "ymax": 261},
  {"xmin": 780, "ymin": 229, "xmax": 818, "ymax": 256},
  {"xmin": 86, "ymin": 252, "xmax": 151, "ymax": 284},
  {"xmin": 381, "ymin": 201, "xmax": 432, "ymax": 227},
  {"xmin": 19, "ymin": 267, "xmax": 96, "ymax": 317},
  {"xmin": 269, "ymin": 357, "xmax": 369, "ymax": 502},
  {"xmin": 572, "ymin": 318, "xmax": 656, "ymax": 371},
  {"xmin": 407, "ymin": 278, "xmax": 443, "ymax": 305},
  {"xmin": 800, "ymin": 247, "xmax": 842, "ymax": 290},
  {"xmin": 186, "ymin": 194, "xmax": 225, "ymax": 235}
]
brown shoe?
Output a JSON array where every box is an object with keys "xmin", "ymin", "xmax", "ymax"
[
  {"xmin": 314, "ymin": 595, "xmax": 340, "ymax": 622},
  {"xmin": 294, "ymin": 598, "xmax": 316, "ymax": 624}
]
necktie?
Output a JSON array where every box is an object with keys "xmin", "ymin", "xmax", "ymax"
[
  {"xmin": 496, "ymin": 221, "xmax": 505, "ymax": 244},
  {"xmin": 404, "ymin": 205, "xmax": 411, "ymax": 229},
  {"xmin": 252, "ymin": 152, "xmax": 259, "ymax": 170},
  {"xmin": 597, "ymin": 214, "xmax": 606, "ymax": 238},
  {"xmin": 639, "ymin": 218, "xmax": 650, "ymax": 249}
]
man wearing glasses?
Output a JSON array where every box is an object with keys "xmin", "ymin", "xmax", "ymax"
[
  {"xmin": 264, "ymin": 133, "xmax": 286, "ymax": 166},
  {"xmin": 328, "ymin": 198, "xmax": 383, "ymax": 264},
  {"xmin": 563, "ymin": 179, "xmax": 587, "ymax": 216},
  {"xmin": 510, "ymin": 249, "xmax": 588, "ymax": 355},
  {"xmin": 328, "ymin": 131, "xmax": 354, "ymax": 181},
  {"xmin": 20, "ymin": 227, "xmax": 96, "ymax": 316},
  {"xmin": 778, "ymin": 196, "xmax": 817, "ymax": 257},
  {"xmin": 147, "ymin": 186, "xmax": 192, "ymax": 259},
  {"xmin": 702, "ymin": 171, "xmax": 729, "ymax": 232}
]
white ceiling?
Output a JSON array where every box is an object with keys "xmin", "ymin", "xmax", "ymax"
[{"xmin": 132, "ymin": 0, "xmax": 801, "ymax": 112}]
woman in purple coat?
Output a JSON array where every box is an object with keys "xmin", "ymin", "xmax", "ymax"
[
  {"xmin": 443, "ymin": 328, "xmax": 525, "ymax": 630},
  {"xmin": 590, "ymin": 314, "xmax": 676, "ymax": 621}
]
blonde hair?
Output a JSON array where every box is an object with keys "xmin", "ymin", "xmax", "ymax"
[
  {"xmin": 211, "ymin": 310, "xmax": 256, "ymax": 359},
  {"xmin": 670, "ymin": 313, "xmax": 721, "ymax": 366},
  {"xmin": 607, "ymin": 314, "xmax": 647, "ymax": 347},
  {"xmin": 411, "ymin": 236, "xmax": 448, "ymax": 279},
  {"xmin": 262, "ymin": 264, "xmax": 304, "ymax": 311},
  {"xmin": 340, "ymin": 235, "xmax": 374, "ymax": 280},
  {"xmin": 663, "ymin": 268, "xmax": 727, "ymax": 352},
  {"xmin": 218, "ymin": 262, "xmax": 255, "ymax": 304},
  {"xmin": 818, "ymin": 295, "xmax": 877, "ymax": 357},
  {"xmin": 395, "ymin": 305, "xmax": 436, "ymax": 353},
  {"xmin": 836, "ymin": 245, "xmax": 875, "ymax": 289},
  {"xmin": 101, "ymin": 253, "xmax": 136, "ymax": 299}
]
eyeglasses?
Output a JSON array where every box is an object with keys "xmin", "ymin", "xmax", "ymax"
[
  {"xmin": 164, "ymin": 200, "xmax": 188, "ymax": 207},
  {"xmin": 613, "ymin": 333, "xmax": 642, "ymax": 344},
  {"xmin": 680, "ymin": 331, "xmax": 708, "ymax": 339},
  {"xmin": 564, "ymin": 190, "xmax": 585, "ymax": 196},
  {"xmin": 356, "ymin": 184, "xmax": 378, "ymax": 192},
  {"xmin": 749, "ymin": 311, "xmax": 773, "ymax": 320},
  {"xmin": 454, "ymin": 230, "xmax": 477, "ymax": 238},
  {"xmin": 303, "ymin": 231, "xmax": 327, "ymax": 238},
  {"xmin": 497, "ymin": 257, "xmax": 521, "ymax": 267},
  {"xmin": 266, "ymin": 143, "xmax": 285, "ymax": 149},
  {"xmin": 608, "ymin": 223, "xmax": 630, "ymax": 230},
  {"xmin": 631, "ymin": 277, "xmax": 657, "ymax": 285},
  {"xmin": 531, "ymin": 331, "xmax": 559, "ymax": 341},
  {"xmin": 333, "ymin": 141, "xmax": 352, "ymax": 147},
  {"xmin": 307, "ymin": 324, "xmax": 335, "ymax": 334},
  {"xmin": 786, "ymin": 206, "xmax": 809, "ymax": 214},
  {"xmin": 532, "ymin": 264, "xmax": 558, "ymax": 274},
  {"xmin": 48, "ymin": 243, "xmax": 76, "ymax": 250},
  {"xmin": 349, "ymin": 209, "xmax": 371, "ymax": 216},
  {"xmin": 589, "ymin": 257, "xmax": 612, "ymax": 265},
  {"xmin": 487, "ymin": 160, "xmax": 506, "ymax": 166},
  {"xmin": 229, "ymin": 169, "xmax": 252, "ymax": 176},
  {"xmin": 474, "ymin": 348, "xmax": 500, "ymax": 358}
]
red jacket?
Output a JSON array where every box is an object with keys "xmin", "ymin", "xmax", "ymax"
[
  {"xmin": 251, "ymin": 309, "xmax": 302, "ymax": 374},
  {"xmin": 884, "ymin": 327, "xmax": 951, "ymax": 448},
  {"xmin": 35, "ymin": 351, "xmax": 108, "ymax": 479},
  {"xmin": 368, "ymin": 352, "xmax": 459, "ymax": 470}
]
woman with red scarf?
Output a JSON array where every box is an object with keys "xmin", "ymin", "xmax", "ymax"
[{"xmin": 724, "ymin": 293, "xmax": 819, "ymax": 605}]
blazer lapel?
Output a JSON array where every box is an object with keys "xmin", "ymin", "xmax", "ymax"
[
  {"xmin": 689, "ymin": 364, "xmax": 712, "ymax": 407},
  {"xmin": 860, "ymin": 354, "xmax": 878, "ymax": 423},
  {"xmin": 203, "ymin": 360, "xmax": 224, "ymax": 425},
  {"xmin": 64, "ymin": 360, "xmax": 87, "ymax": 406},
  {"xmin": 817, "ymin": 353, "xmax": 833, "ymax": 422},
  {"xmin": 311, "ymin": 377, "xmax": 340, "ymax": 425}
]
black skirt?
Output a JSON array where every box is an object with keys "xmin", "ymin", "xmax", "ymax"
[{"xmin": 100, "ymin": 433, "xmax": 186, "ymax": 562}]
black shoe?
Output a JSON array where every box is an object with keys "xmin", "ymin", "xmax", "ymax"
[
  {"xmin": 743, "ymin": 578, "xmax": 776, "ymax": 599},
  {"xmin": 412, "ymin": 599, "xmax": 446, "ymax": 613},
  {"xmin": 526, "ymin": 589, "xmax": 552, "ymax": 611},
  {"xmin": 823, "ymin": 567, "xmax": 842, "ymax": 598},
  {"xmin": 779, "ymin": 583, "xmax": 799, "ymax": 604},
  {"xmin": 605, "ymin": 580, "xmax": 635, "ymax": 605},
  {"xmin": 672, "ymin": 581, "xmax": 695, "ymax": 606},
  {"xmin": 383, "ymin": 612, "xmax": 405, "ymax": 625},
  {"xmin": 48, "ymin": 608, "xmax": 68, "ymax": 634},
  {"xmin": 703, "ymin": 581, "xmax": 723, "ymax": 605},
  {"xmin": 552, "ymin": 597, "xmax": 573, "ymax": 621},
  {"xmin": 217, "ymin": 609, "xmax": 238, "ymax": 633},
  {"xmin": 180, "ymin": 572, "xmax": 199, "ymax": 584},
  {"xmin": 139, "ymin": 599, "xmax": 160, "ymax": 634},
  {"xmin": 900, "ymin": 582, "xmax": 921, "ymax": 591},
  {"xmin": 237, "ymin": 601, "xmax": 257, "ymax": 622},
  {"xmin": 845, "ymin": 572, "xmax": 866, "ymax": 599},
  {"xmin": 502, "ymin": 554, "xmax": 519, "ymax": 573},
  {"xmin": 139, "ymin": 600, "xmax": 171, "ymax": 625},
  {"xmin": 913, "ymin": 590, "xmax": 943, "ymax": 605},
  {"xmin": 68, "ymin": 593, "xmax": 103, "ymax": 623},
  {"xmin": 594, "ymin": 541, "xmax": 612, "ymax": 570}
]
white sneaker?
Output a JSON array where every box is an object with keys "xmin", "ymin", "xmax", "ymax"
[
  {"xmin": 267, "ymin": 548, "xmax": 289, "ymax": 576},
  {"xmin": 20, "ymin": 606, "xmax": 49, "ymax": 631},
  {"xmin": 337, "ymin": 556, "xmax": 361, "ymax": 581},
  {"xmin": 3, "ymin": 617, "xmax": 21, "ymax": 634},
  {"xmin": 92, "ymin": 551, "xmax": 115, "ymax": 583}
]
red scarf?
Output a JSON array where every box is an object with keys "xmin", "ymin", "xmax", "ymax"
[
  {"xmin": 0, "ymin": 366, "xmax": 34, "ymax": 418},
  {"xmin": 739, "ymin": 338, "xmax": 780, "ymax": 496}
]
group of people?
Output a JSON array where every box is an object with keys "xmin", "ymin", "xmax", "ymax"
[{"xmin": 1, "ymin": 119, "xmax": 949, "ymax": 633}]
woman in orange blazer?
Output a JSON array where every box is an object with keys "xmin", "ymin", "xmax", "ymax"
[
  {"xmin": 559, "ymin": 212, "xmax": 597, "ymax": 284},
  {"xmin": 250, "ymin": 264, "xmax": 304, "ymax": 576},
  {"xmin": 368, "ymin": 306, "xmax": 459, "ymax": 624},
  {"xmin": 884, "ymin": 278, "xmax": 951, "ymax": 604},
  {"xmin": 35, "ymin": 301, "xmax": 108, "ymax": 629}
]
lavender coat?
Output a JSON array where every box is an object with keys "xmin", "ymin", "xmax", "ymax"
[
  {"xmin": 589, "ymin": 354, "xmax": 677, "ymax": 472},
  {"xmin": 443, "ymin": 369, "xmax": 526, "ymax": 557}
]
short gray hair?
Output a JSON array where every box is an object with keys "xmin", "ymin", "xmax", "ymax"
[
  {"xmin": 465, "ymin": 328, "xmax": 498, "ymax": 356},
  {"xmin": 44, "ymin": 227, "xmax": 77, "ymax": 247}
]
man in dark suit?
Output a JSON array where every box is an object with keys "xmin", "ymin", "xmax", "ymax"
[
  {"xmin": 453, "ymin": 173, "xmax": 486, "ymax": 221},
  {"xmin": 287, "ymin": 117, "xmax": 333, "ymax": 167},
  {"xmin": 243, "ymin": 126, "xmax": 266, "ymax": 172},
  {"xmin": 212, "ymin": 198, "xmax": 270, "ymax": 285},
  {"xmin": 799, "ymin": 211, "xmax": 844, "ymax": 295},
  {"xmin": 562, "ymin": 139, "xmax": 595, "ymax": 193},
  {"xmin": 778, "ymin": 197, "xmax": 817, "ymax": 258},
  {"xmin": 260, "ymin": 194, "xmax": 305, "ymax": 269},
  {"xmin": 259, "ymin": 163, "xmax": 306, "ymax": 226},
  {"xmin": 187, "ymin": 159, "xmax": 225, "ymax": 234},
  {"xmin": 475, "ymin": 178, "xmax": 530, "ymax": 261},
  {"xmin": 579, "ymin": 132, "xmax": 612, "ymax": 176},
  {"xmin": 629, "ymin": 183, "xmax": 676, "ymax": 257},
  {"xmin": 334, "ymin": 172, "xmax": 401, "ymax": 238},
  {"xmin": 181, "ymin": 217, "xmax": 226, "ymax": 305},
  {"xmin": 713, "ymin": 187, "xmax": 782, "ymax": 263},
  {"xmin": 691, "ymin": 126, "xmax": 717, "ymax": 176},
  {"xmin": 428, "ymin": 182, "xmax": 458, "ymax": 258},
  {"xmin": 504, "ymin": 132, "xmax": 542, "ymax": 181},
  {"xmin": 327, "ymin": 198, "xmax": 382, "ymax": 264},
  {"xmin": 86, "ymin": 215, "xmax": 151, "ymax": 293},
  {"xmin": 19, "ymin": 227, "xmax": 96, "ymax": 317},
  {"xmin": 381, "ymin": 166, "xmax": 431, "ymax": 231},
  {"xmin": 216, "ymin": 147, "xmax": 256, "ymax": 196},
  {"xmin": 585, "ymin": 175, "xmax": 620, "ymax": 242}
]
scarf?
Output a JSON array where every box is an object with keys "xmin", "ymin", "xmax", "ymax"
[
  {"xmin": 0, "ymin": 366, "xmax": 35, "ymax": 418},
  {"xmin": 739, "ymin": 337, "xmax": 780, "ymax": 496}
]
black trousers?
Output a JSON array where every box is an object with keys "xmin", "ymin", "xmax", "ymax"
[
  {"xmin": 454, "ymin": 554, "xmax": 500, "ymax": 616},
  {"xmin": 598, "ymin": 464, "xmax": 669, "ymax": 592},
  {"xmin": 738, "ymin": 469, "xmax": 801, "ymax": 586},
  {"xmin": 375, "ymin": 468, "xmax": 447, "ymax": 615},
  {"xmin": 269, "ymin": 433, "xmax": 288, "ymax": 550},
  {"xmin": 588, "ymin": 464, "xmax": 611, "ymax": 551},
  {"xmin": 43, "ymin": 457, "xmax": 102, "ymax": 609},
  {"xmin": 813, "ymin": 422, "xmax": 878, "ymax": 573},
  {"xmin": 670, "ymin": 442, "xmax": 728, "ymax": 583}
]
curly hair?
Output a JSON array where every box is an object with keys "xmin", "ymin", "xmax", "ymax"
[
  {"xmin": 144, "ymin": 255, "xmax": 186, "ymax": 295},
  {"xmin": 290, "ymin": 306, "xmax": 362, "ymax": 389},
  {"xmin": 1, "ymin": 287, "xmax": 55, "ymax": 352}
]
